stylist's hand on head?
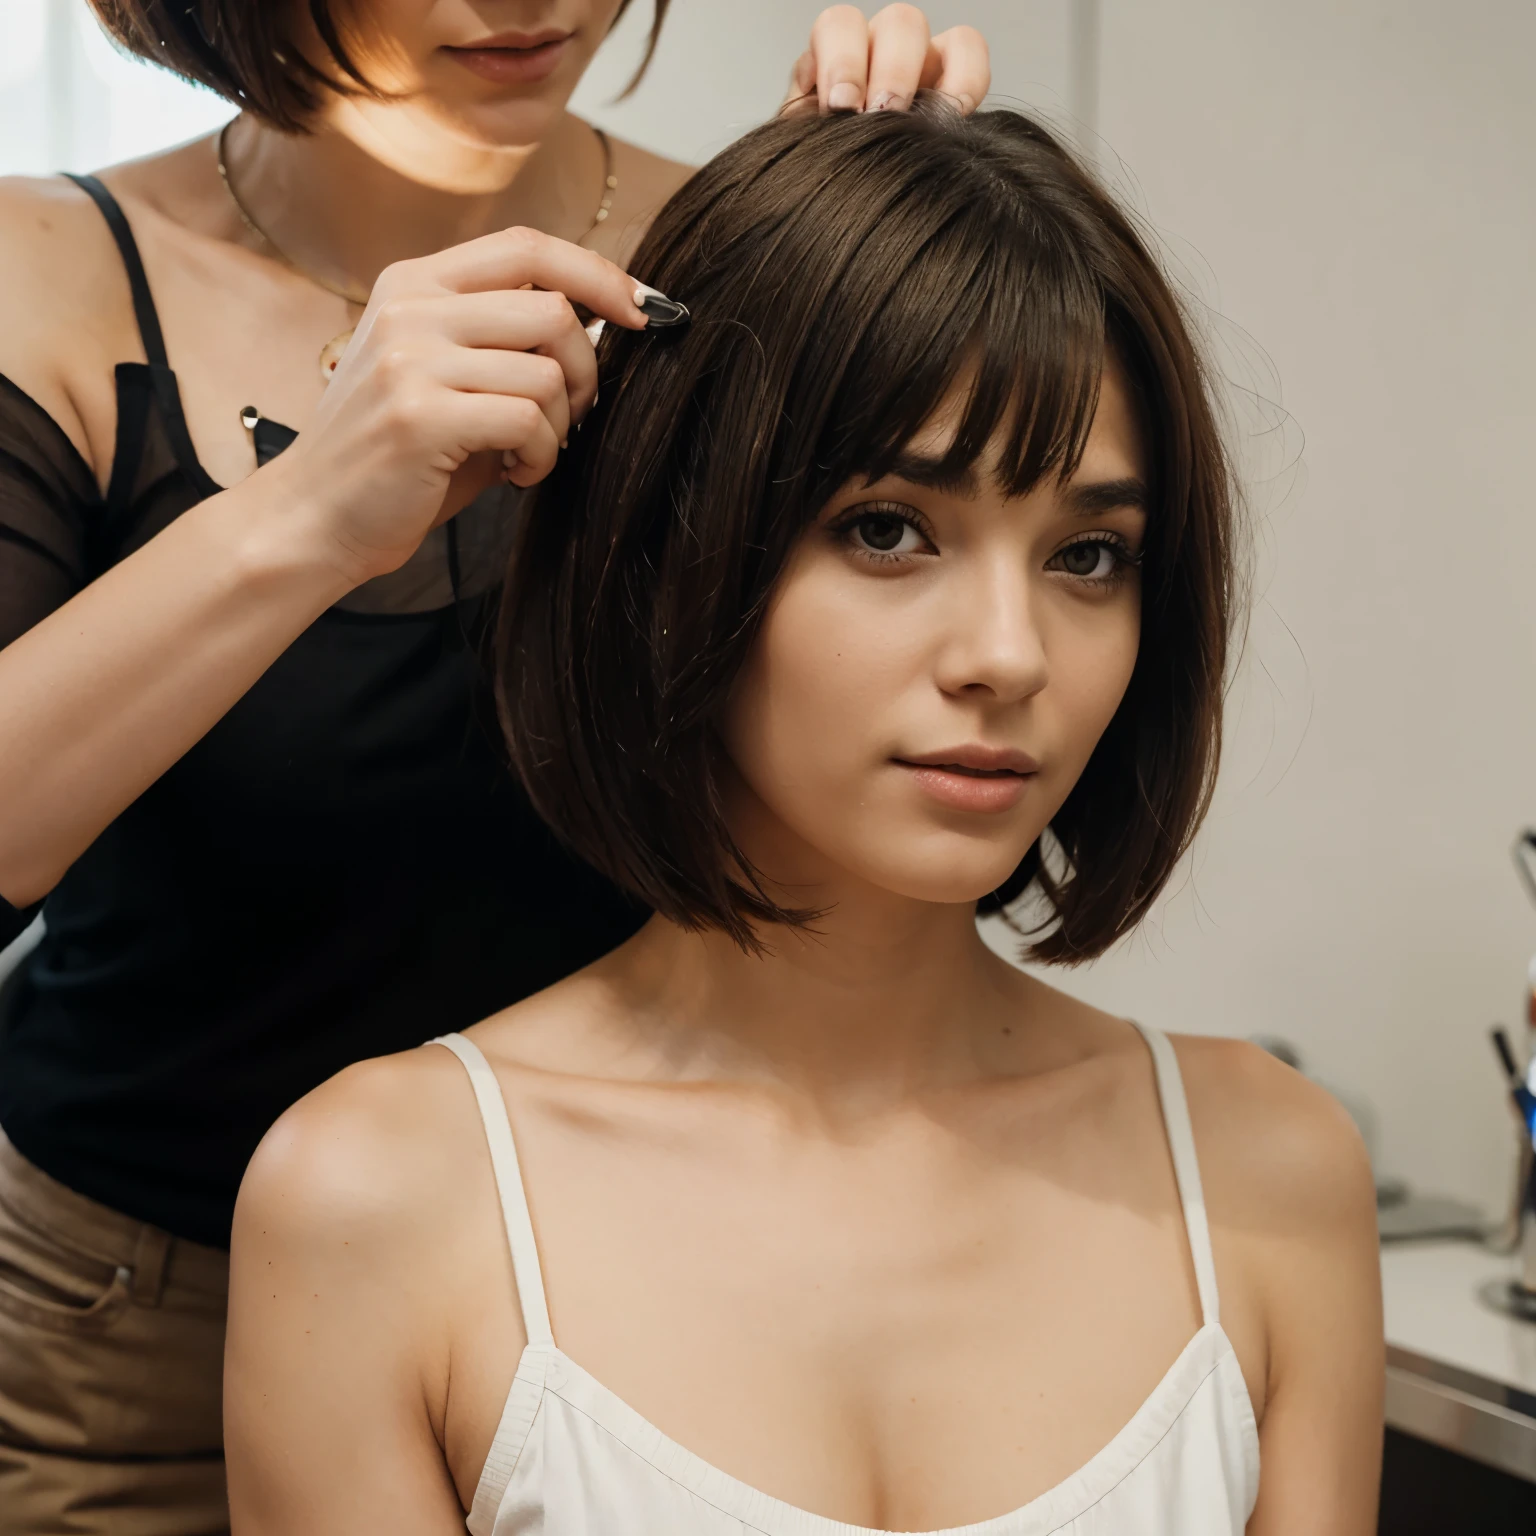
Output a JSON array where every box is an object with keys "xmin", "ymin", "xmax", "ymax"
[
  {"xmin": 263, "ymin": 4, "xmax": 989, "ymax": 597},
  {"xmin": 270, "ymin": 228, "xmax": 654, "ymax": 589},
  {"xmin": 784, "ymin": 4, "xmax": 991, "ymax": 116}
]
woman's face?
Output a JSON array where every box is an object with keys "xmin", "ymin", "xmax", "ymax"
[
  {"xmin": 721, "ymin": 360, "xmax": 1149, "ymax": 912},
  {"xmin": 330, "ymin": 0, "xmax": 626, "ymax": 147}
]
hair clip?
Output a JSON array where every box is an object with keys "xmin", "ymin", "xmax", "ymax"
[
  {"xmin": 634, "ymin": 285, "xmax": 691, "ymax": 330},
  {"xmin": 581, "ymin": 287, "xmax": 689, "ymax": 355}
]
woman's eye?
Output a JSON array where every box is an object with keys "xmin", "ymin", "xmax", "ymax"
[
  {"xmin": 851, "ymin": 512, "xmax": 923, "ymax": 555},
  {"xmin": 1052, "ymin": 539, "xmax": 1125, "ymax": 581}
]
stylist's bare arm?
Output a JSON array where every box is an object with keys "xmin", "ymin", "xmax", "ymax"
[{"xmin": 0, "ymin": 233, "xmax": 646, "ymax": 909}]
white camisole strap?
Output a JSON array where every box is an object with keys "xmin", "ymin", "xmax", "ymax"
[
  {"xmin": 431, "ymin": 1033, "xmax": 554, "ymax": 1348},
  {"xmin": 1131, "ymin": 1022, "xmax": 1221, "ymax": 1328}
]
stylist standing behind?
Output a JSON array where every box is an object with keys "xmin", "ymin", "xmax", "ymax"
[{"xmin": 0, "ymin": 4, "xmax": 990, "ymax": 1530}]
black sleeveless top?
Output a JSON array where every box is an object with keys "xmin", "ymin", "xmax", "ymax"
[{"xmin": 0, "ymin": 177, "xmax": 643, "ymax": 1248}]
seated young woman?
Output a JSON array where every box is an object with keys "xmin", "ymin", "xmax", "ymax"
[{"xmin": 223, "ymin": 102, "xmax": 1383, "ymax": 1535}]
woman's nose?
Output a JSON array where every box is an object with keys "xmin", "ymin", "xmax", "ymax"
[{"xmin": 932, "ymin": 561, "xmax": 1048, "ymax": 703}]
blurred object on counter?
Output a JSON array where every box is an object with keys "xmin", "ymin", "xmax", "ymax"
[
  {"xmin": 1513, "ymin": 829, "xmax": 1536, "ymax": 920},
  {"xmin": 1251, "ymin": 1033, "xmax": 1488, "ymax": 1243},
  {"xmin": 1479, "ymin": 833, "xmax": 1536, "ymax": 1317},
  {"xmin": 1484, "ymin": 1023, "xmax": 1536, "ymax": 1317},
  {"xmin": 1514, "ymin": 833, "xmax": 1536, "ymax": 1048}
]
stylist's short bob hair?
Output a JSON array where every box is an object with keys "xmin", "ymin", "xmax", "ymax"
[
  {"xmin": 498, "ymin": 100, "xmax": 1239, "ymax": 964},
  {"xmin": 87, "ymin": 1, "xmax": 671, "ymax": 132}
]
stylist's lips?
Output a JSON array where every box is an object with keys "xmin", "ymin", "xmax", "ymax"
[
  {"xmin": 442, "ymin": 30, "xmax": 573, "ymax": 85},
  {"xmin": 895, "ymin": 746, "xmax": 1040, "ymax": 814}
]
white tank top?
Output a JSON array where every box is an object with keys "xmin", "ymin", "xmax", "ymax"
[{"xmin": 432, "ymin": 1022, "xmax": 1260, "ymax": 1535}]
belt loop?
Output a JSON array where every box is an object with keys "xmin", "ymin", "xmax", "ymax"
[{"xmin": 128, "ymin": 1224, "xmax": 172, "ymax": 1307}]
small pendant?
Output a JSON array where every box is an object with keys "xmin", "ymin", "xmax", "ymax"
[
  {"xmin": 319, "ymin": 327, "xmax": 356, "ymax": 384},
  {"xmin": 239, "ymin": 405, "xmax": 298, "ymax": 467}
]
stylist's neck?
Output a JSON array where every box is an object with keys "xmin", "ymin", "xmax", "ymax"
[{"xmin": 225, "ymin": 101, "xmax": 594, "ymax": 287}]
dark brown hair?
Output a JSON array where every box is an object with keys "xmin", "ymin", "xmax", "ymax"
[
  {"xmin": 498, "ymin": 99, "xmax": 1239, "ymax": 962},
  {"xmin": 87, "ymin": 1, "xmax": 672, "ymax": 133}
]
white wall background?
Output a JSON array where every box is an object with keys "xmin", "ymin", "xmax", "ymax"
[
  {"xmin": 3, "ymin": 0, "xmax": 1534, "ymax": 1217},
  {"xmin": 568, "ymin": 0, "xmax": 1077, "ymax": 162},
  {"xmin": 0, "ymin": 0, "xmax": 235, "ymax": 172},
  {"xmin": 1034, "ymin": 0, "xmax": 1536, "ymax": 1222}
]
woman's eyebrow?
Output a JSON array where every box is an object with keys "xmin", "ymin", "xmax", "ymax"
[
  {"xmin": 1063, "ymin": 476, "xmax": 1150, "ymax": 516},
  {"xmin": 871, "ymin": 459, "xmax": 1150, "ymax": 514},
  {"xmin": 880, "ymin": 452, "xmax": 980, "ymax": 497}
]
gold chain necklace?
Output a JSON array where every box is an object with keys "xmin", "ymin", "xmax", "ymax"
[{"xmin": 216, "ymin": 119, "xmax": 619, "ymax": 385}]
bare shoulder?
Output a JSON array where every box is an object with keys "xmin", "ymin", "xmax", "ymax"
[
  {"xmin": 1168, "ymin": 1033, "xmax": 1381, "ymax": 1443},
  {"xmin": 226, "ymin": 1044, "xmax": 523, "ymax": 1524},
  {"xmin": 233, "ymin": 1042, "xmax": 491, "ymax": 1268},
  {"xmin": 0, "ymin": 174, "xmax": 115, "ymax": 303},
  {"xmin": 1170, "ymin": 1032, "xmax": 1376, "ymax": 1239},
  {"xmin": 1171, "ymin": 1037, "xmax": 1385, "ymax": 1523},
  {"xmin": 0, "ymin": 138, "xmax": 222, "ymax": 464},
  {"xmin": 0, "ymin": 175, "xmax": 134, "ymax": 452}
]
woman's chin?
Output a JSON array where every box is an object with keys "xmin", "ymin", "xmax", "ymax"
[
  {"xmin": 728, "ymin": 789, "xmax": 1039, "ymax": 915},
  {"xmin": 326, "ymin": 96, "xmax": 559, "ymax": 193},
  {"xmin": 888, "ymin": 873, "xmax": 1025, "ymax": 908},
  {"xmin": 839, "ymin": 844, "xmax": 1033, "ymax": 910},
  {"xmin": 452, "ymin": 97, "xmax": 567, "ymax": 147},
  {"xmin": 383, "ymin": 91, "xmax": 568, "ymax": 163}
]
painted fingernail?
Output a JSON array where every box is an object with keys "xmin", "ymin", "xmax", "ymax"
[
  {"xmin": 827, "ymin": 81, "xmax": 862, "ymax": 112},
  {"xmin": 633, "ymin": 284, "xmax": 690, "ymax": 329},
  {"xmin": 585, "ymin": 317, "xmax": 606, "ymax": 345}
]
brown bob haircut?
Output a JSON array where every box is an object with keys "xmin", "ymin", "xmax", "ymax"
[
  {"xmin": 498, "ymin": 100, "xmax": 1238, "ymax": 963},
  {"xmin": 88, "ymin": 1, "xmax": 671, "ymax": 132}
]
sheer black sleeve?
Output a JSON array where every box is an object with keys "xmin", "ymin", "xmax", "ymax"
[
  {"xmin": 0, "ymin": 373, "xmax": 99, "ymax": 944},
  {"xmin": 0, "ymin": 372, "xmax": 98, "ymax": 653}
]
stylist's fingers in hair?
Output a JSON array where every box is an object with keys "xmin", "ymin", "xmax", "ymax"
[
  {"xmin": 810, "ymin": 5, "xmax": 871, "ymax": 113},
  {"xmin": 435, "ymin": 288, "xmax": 598, "ymax": 425},
  {"xmin": 865, "ymin": 5, "xmax": 931, "ymax": 112},
  {"xmin": 926, "ymin": 25, "xmax": 990, "ymax": 115},
  {"xmin": 438, "ymin": 389, "xmax": 564, "ymax": 491},
  {"xmin": 435, "ymin": 348, "xmax": 574, "ymax": 462},
  {"xmin": 397, "ymin": 225, "xmax": 650, "ymax": 332},
  {"xmin": 276, "ymin": 226, "xmax": 673, "ymax": 583}
]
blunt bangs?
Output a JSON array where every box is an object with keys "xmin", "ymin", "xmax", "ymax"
[
  {"xmin": 811, "ymin": 174, "xmax": 1107, "ymax": 514},
  {"xmin": 497, "ymin": 99, "xmax": 1237, "ymax": 960}
]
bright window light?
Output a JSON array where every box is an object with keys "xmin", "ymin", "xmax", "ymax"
[
  {"xmin": 0, "ymin": 0, "xmax": 233, "ymax": 177},
  {"xmin": 0, "ymin": 0, "xmax": 48, "ymax": 87}
]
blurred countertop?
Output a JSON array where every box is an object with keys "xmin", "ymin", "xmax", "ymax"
[{"xmin": 1381, "ymin": 1239, "xmax": 1536, "ymax": 1482}]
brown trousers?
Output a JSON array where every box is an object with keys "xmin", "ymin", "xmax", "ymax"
[{"xmin": 0, "ymin": 1129, "xmax": 229, "ymax": 1536}]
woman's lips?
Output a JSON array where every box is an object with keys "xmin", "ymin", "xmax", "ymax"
[
  {"xmin": 442, "ymin": 36, "xmax": 571, "ymax": 85},
  {"xmin": 896, "ymin": 761, "xmax": 1035, "ymax": 814}
]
